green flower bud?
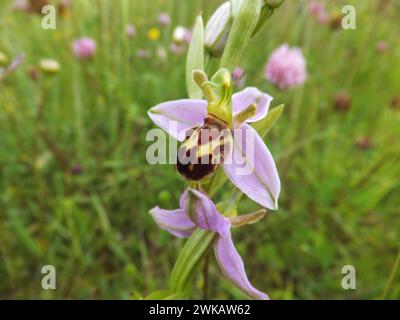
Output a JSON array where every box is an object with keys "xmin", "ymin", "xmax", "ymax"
[
  {"xmin": 220, "ymin": 0, "xmax": 263, "ymax": 70},
  {"xmin": 204, "ymin": 2, "xmax": 232, "ymax": 57},
  {"xmin": 205, "ymin": 0, "xmax": 286, "ymax": 60},
  {"xmin": 264, "ymin": 0, "xmax": 286, "ymax": 9}
]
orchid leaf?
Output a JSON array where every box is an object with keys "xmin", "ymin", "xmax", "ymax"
[
  {"xmin": 144, "ymin": 290, "xmax": 173, "ymax": 300},
  {"xmin": 144, "ymin": 290, "xmax": 187, "ymax": 300},
  {"xmin": 186, "ymin": 15, "xmax": 204, "ymax": 99},
  {"xmin": 164, "ymin": 292, "xmax": 187, "ymax": 300},
  {"xmin": 252, "ymin": 104, "xmax": 284, "ymax": 138},
  {"xmin": 169, "ymin": 228, "xmax": 216, "ymax": 293},
  {"xmin": 229, "ymin": 209, "xmax": 267, "ymax": 227}
]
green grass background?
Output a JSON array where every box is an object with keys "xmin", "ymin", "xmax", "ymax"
[{"xmin": 0, "ymin": 0, "xmax": 399, "ymax": 299}]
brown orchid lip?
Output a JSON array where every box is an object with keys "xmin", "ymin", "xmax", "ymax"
[{"xmin": 176, "ymin": 115, "xmax": 233, "ymax": 181}]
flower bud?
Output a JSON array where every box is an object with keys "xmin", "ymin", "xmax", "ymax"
[
  {"xmin": 334, "ymin": 92, "xmax": 352, "ymax": 112},
  {"xmin": 220, "ymin": 0, "xmax": 263, "ymax": 70},
  {"xmin": 355, "ymin": 136, "xmax": 373, "ymax": 151},
  {"xmin": 390, "ymin": 96, "xmax": 400, "ymax": 110},
  {"xmin": 39, "ymin": 59, "xmax": 61, "ymax": 74},
  {"xmin": 0, "ymin": 51, "xmax": 9, "ymax": 66},
  {"xmin": 204, "ymin": 1, "xmax": 232, "ymax": 57},
  {"xmin": 264, "ymin": 0, "xmax": 286, "ymax": 9}
]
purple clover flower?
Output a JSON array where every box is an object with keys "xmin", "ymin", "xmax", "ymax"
[
  {"xmin": 150, "ymin": 188, "xmax": 269, "ymax": 300},
  {"xmin": 72, "ymin": 37, "xmax": 96, "ymax": 60},
  {"xmin": 158, "ymin": 13, "xmax": 171, "ymax": 27},
  {"xmin": 232, "ymin": 67, "xmax": 246, "ymax": 88},
  {"xmin": 264, "ymin": 44, "xmax": 307, "ymax": 90},
  {"xmin": 125, "ymin": 24, "xmax": 137, "ymax": 38}
]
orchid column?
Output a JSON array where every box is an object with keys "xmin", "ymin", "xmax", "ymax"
[{"xmin": 146, "ymin": 0, "xmax": 286, "ymax": 300}]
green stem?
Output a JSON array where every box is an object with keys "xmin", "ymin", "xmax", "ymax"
[
  {"xmin": 381, "ymin": 247, "xmax": 400, "ymax": 299},
  {"xmin": 169, "ymin": 229, "xmax": 216, "ymax": 294},
  {"xmin": 203, "ymin": 253, "xmax": 210, "ymax": 300}
]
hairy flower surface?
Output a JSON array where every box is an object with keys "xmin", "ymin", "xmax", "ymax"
[
  {"xmin": 150, "ymin": 188, "xmax": 269, "ymax": 300},
  {"xmin": 264, "ymin": 44, "xmax": 307, "ymax": 89},
  {"xmin": 148, "ymin": 70, "xmax": 280, "ymax": 209}
]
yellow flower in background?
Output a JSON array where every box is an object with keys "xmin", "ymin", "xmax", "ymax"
[
  {"xmin": 0, "ymin": 51, "xmax": 9, "ymax": 66},
  {"xmin": 147, "ymin": 28, "xmax": 161, "ymax": 41}
]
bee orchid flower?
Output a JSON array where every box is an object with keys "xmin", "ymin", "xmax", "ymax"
[
  {"xmin": 148, "ymin": 69, "xmax": 280, "ymax": 210},
  {"xmin": 150, "ymin": 188, "xmax": 269, "ymax": 300}
]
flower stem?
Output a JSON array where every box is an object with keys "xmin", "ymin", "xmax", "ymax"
[
  {"xmin": 381, "ymin": 247, "xmax": 400, "ymax": 299},
  {"xmin": 203, "ymin": 252, "xmax": 210, "ymax": 300}
]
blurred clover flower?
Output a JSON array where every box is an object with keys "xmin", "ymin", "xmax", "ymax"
[
  {"xmin": 158, "ymin": 13, "xmax": 171, "ymax": 27},
  {"xmin": 264, "ymin": 44, "xmax": 307, "ymax": 89},
  {"xmin": 148, "ymin": 69, "xmax": 280, "ymax": 209},
  {"xmin": 390, "ymin": 96, "xmax": 399, "ymax": 110},
  {"xmin": 232, "ymin": 66, "xmax": 246, "ymax": 89},
  {"xmin": 12, "ymin": 0, "xmax": 48, "ymax": 13},
  {"xmin": 72, "ymin": 37, "xmax": 96, "ymax": 60},
  {"xmin": 308, "ymin": 0, "xmax": 329, "ymax": 24},
  {"xmin": 39, "ymin": 58, "xmax": 60, "ymax": 74},
  {"xmin": 376, "ymin": 41, "xmax": 388, "ymax": 53},
  {"xmin": 136, "ymin": 49, "xmax": 151, "ymax": 59},
  {"xmin": 169, "ymin": 43, "xmax": 185, "ymax": 55},
  {"xmin": 150, "ymin": 188, "xmax": 269, "ymax": 300},
  {"xmin": 12, "ymin": 0, "xmax": 30, "ymax": 11},
  {"xmin": 334, "ymin": 92, "xmax": 352, "ymax": 112},
  {"xmin": 170, "ymin": 26, "xmax": 191, "ymax": 55},
  {"xmin": 172, "ymin": 26, "xmax": 191, "ymax": 44},
  {"xmin": 147, "ymin": 27, "xmax": 161, "ymax": 41},
  {"xmin": 125, "ymin": 24, "xmax": 137, "ymax": 38}
]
